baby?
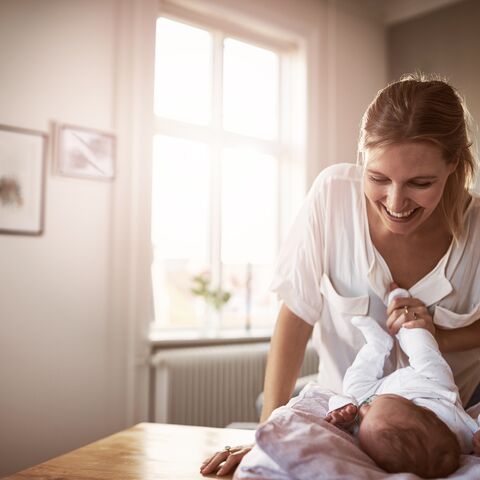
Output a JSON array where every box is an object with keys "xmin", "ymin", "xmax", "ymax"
[{"xmin": 325, "ymin": 288, "xmax": 480, "ymax": 479}]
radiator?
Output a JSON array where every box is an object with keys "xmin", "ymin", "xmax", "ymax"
[{"xmin": 150, "ymin": 342, "xmax": 318, "ymax": 428}]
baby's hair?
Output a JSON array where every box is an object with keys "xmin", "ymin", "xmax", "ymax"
[{"xmin": 360, "ymin": 422, "xmax": 460, "ymax": 478}]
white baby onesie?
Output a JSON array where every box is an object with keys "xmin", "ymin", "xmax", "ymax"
[{"xmin": 328, "ymin": 288, "xmax": 480, "ymax": 454}]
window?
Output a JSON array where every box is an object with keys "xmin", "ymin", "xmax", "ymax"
[{"xmin": 151, "ymin": 15, "xmax": 305, "ymax": 334}]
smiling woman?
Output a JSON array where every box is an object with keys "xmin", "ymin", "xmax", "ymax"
[
  {"xmin": 359, "ymin": 74, "xmax": 476, "ymax": 242},
  {"xmin": 201, "ymin": 74, "xmax": 480, "ymax": 476},
  {"xmin": 364, "ymin": 142, "xmax": 457, "ymax": 238},
  {"xmin": 359, "ymin": 75, "xmax": 477, "ymax": 291}
]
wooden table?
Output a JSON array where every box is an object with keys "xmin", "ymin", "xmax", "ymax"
[{"xmin": 4, "ymin": 422, "xmax": 256, "ymax": 479}]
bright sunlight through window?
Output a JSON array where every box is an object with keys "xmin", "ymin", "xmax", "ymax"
[
  {"xmin": 154, "ymin": 18, "xmax": 212, "ymax": 125},
  {"xmin": 223, "ymin": 39, "xmax": 278, "ymax": 140},
  {"xmin": 151, "ymin": 15, "xmax": 303, "ymax": 335}
]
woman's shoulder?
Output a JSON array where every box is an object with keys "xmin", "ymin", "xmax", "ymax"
[
  {"xmin": 465, "ymin": 193, "xmax": 480, "ymax": 226},
  {"xmin": 311, "ymin": 162, "xmax": 362, "ymax": 192},
  {"xmin": 460, "ymin": 193, "xmax": 480, "ymax": 245},
  {"xmin": 468, "ymin": 191, "xmax": 480, "ymax": 208}
]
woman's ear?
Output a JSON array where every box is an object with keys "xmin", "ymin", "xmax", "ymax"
[{"xmin": 447, "ymin": 156, "xmax": 460, "ymax": 175}]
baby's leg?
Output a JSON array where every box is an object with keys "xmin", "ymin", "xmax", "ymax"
[
  {"xmin": 351, "ymin": 316, "xmax": 394, "ymax": 348},
  {"xmin": 396, "ymin": 328, "xmax": 456, "ymax": 391},
  {"xmin": 343, "ymin": 316, "xmax": 394, "ymax": 399}
]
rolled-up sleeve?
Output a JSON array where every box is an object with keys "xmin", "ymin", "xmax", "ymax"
[{"xmin": 270, "ymin": 174, "xmax": 327, "ymax": 326}]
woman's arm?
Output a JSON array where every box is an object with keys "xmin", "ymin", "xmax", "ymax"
[
  {"xmin": 200, "ymin": 304, "xmax": 313, "ymax": 476},
  {"xmin": 260, "ymin": 304, "xmax": 313, "ymax": 422},
  {"xmin": 436, "ymin": 318, "xmax": 480, "ymax": 353}
]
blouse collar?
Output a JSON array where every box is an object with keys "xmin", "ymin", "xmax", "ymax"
[{"xmin": 360, "ymin": 182, "xmax": 471, "ymax": 308}]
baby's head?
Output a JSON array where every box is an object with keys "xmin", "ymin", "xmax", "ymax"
[{"xmin": 358, "ymin": 394, "xmax": 460, "ymax": 478}]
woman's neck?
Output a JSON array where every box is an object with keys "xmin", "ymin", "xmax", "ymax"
[{"xmin": 367, "ymin": 203, "xmax": 453, "ymax": 289}]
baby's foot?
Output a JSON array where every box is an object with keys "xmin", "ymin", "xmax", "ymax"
[
  {"xmin": 387, "ymin": 287, "xmax": 410, "ymax": 306},
  {"xmin": 351, "ymin": 316, "xmax": 393, "ymax": 350}
]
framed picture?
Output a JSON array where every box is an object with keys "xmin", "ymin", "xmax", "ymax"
[
  {"xmin": 56, "ymin": 124, "xmax": 115, "ymax": 180},
  {"xmin": 0, "ymin": 124, "xmax": 47, "ymax": 235}
]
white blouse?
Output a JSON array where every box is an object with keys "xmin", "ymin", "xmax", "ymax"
[{"xmin": 270, "ymin": 163, "xmax": 480, "ymax": 404}]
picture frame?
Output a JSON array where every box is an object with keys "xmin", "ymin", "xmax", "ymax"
[
  {"xmin": 56, "ymin": 124, "xmax": 115, "ymax": 180},
  {"xmin": 0, "ymin": 124, "xmax": 47, "ymax": 235}
]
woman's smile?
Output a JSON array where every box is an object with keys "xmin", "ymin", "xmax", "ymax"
[
  {"xmin": 382, "ymin": 204, "xmax": 420, "ymax": 221},
  {"xmin": 363, "ymin": 142, "xmax": 456, "ymax": 237}
]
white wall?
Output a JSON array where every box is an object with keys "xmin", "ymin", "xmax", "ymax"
[
  {"xmin": 326, "ymin": 0, "xmax": 387, "ymax": 167},
  {"xmin": 0, "ymin": 0, "xmax": 386, "ymax": 476},
  {"xmin": 0, "ymin": 0, "xmax": 130, "ymax": 475}
]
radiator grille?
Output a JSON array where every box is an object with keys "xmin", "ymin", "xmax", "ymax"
[{"xmin": 150, "ymin": 342, "xmax": 318, "ymax": 427}]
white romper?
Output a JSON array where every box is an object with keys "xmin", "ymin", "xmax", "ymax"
[{"xmin": 327, "ymin": 289, "xmax": 479, "ymax": 454}]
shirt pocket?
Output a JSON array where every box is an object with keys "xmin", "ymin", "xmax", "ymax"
[
  {"xmin": 320, "ymin": 273, "xmax": 369, "ymax": 316},
  {"xmin": 434, "ymin": 303, "xmax": 480, "ymax": 329}
]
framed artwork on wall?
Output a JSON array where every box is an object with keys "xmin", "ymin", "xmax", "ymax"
[
  {"xmin": 0, "ymin": 124, "xmax": 47, "ymax": 235},
  {"xmin": 56, "ymin": 124, "xmax": 115, "ymax": 180}
]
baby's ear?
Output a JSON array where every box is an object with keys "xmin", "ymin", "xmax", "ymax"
[{"xmin": 389, "ymin": 282, "xmax": 399, "ymax": 292}]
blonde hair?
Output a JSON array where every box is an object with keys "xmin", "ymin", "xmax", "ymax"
[{"xmin": 358, "ymin": 73, "xmax": 478, "ymax": 239}]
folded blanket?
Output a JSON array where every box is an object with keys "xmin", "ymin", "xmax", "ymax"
[{"xmin": 235, "ymin": 383, "xmax": 480, "ymax": 480}]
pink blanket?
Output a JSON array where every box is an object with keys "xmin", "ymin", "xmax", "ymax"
[{"xmin": 234, "ymin": 384, "xmax": 480, "ymax": 479}]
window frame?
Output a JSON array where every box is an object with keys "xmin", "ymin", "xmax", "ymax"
[{"xmin": 151, "ymin": 5, "xmax": 307, "ymax": 335}]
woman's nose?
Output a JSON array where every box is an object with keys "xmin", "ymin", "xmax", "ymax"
[{"xmin": 386, "ymin": 185, "xmax": 406, "ymax": 211}]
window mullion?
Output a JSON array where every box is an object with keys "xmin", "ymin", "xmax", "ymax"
[
  {"xmin": 220, "ymin": 131, "xmax": 281, "ymax": 156},
  {"xmin": 210, "ymin": 30, "xmax": 224, "ymax": 298},
  {"xmin": 153, "ymin": 117, "xmax": 214, "ymax": 143},
  {"xmin": 278, "ymin": 54, "xmax": 288, "ymax": 255}
]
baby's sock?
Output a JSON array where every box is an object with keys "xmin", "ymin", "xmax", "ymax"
[
  {"xmin": 387, "ymin": 287, "xmax": 410, "ymax": 305},
  {"xmin": 351, "ymin": 316, "xmax": 393, "ymax": 351}
]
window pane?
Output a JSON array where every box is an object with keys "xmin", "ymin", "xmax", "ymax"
[
  {"xmin": 221, "ymin": 148, "xmax": 277, "ymax": 264},
  {"xmin": 154, "ymin": 18, "xmax": 212, "ymax": 125},
  {"xmin": 152, "ymin": 135, "xmax": 209, "ymax": 259},
  {"xmin": 220, "ymin": 148, "xmax": 278, "ymax": 329},
  {"xmin": 152, "ymin": 258, "xmax": 208, "ymax": 329},
  {"xmin": 222, "ymin": 263, "xmax": 277, "ymax": 329},
  {"xmin": 151, "ymin": 135, "xmax": 210, "ymax": 328},
  {"xmin": 223, "ymin": 39, "xmax": 278, "ymax": 140}
]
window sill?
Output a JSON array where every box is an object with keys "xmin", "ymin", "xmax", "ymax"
[{"xmin": 149, "ymin": 327, "xmax": 273, "ymax": 349}]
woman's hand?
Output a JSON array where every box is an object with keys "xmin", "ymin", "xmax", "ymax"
[
  {"xmin": 200, "ymin": 444, "xmax": 253, "ymax": 476},
  {"xmin": 387, "ymin": 295, "xmax": 435, "ymax": 336}
]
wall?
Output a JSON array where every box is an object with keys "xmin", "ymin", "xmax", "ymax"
[
  {"xmin": 0, "ymin": 0, "xmax": 130, "ymax": 476},
  {"xmin": 388, "ymin": 0, "xmax": 480, "ymax": 189},
  {"xmin": 327, "ymin": 0, "xmax": 387, "ymax": 167},
  {"xmin": 0, "ymin": 0, "xmax": 385, "ymax": 476}
]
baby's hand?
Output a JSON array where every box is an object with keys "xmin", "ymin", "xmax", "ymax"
[
  {"xmin": 473, "ymin": 430, "xmax": 480, "ymax": 456},
  {"xmin": 325, "ymin": 404, "xmax": 358, "ymax": 432}
]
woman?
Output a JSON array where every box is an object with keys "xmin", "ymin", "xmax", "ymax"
[{"xmin": 200, "ymin": 73, "xmax": 480, "ymax": 476}]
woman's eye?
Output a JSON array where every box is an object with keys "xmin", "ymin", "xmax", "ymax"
[
  {"xmin": 369, "ymin": 176, "xmax": 388, "ymax": 184},
  {"xmin": 409, "ymin": 182, "xmax": 433, "ymax": 188}
]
